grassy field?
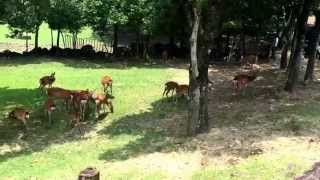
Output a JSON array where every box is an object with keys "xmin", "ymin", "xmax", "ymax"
[
  {"xmin": 0, "ymin": 23, "xmax": 94, "ymax": 47},
  {"xmin": 0, "ymin": 58, "xmax": 319, "ymax": 179}
]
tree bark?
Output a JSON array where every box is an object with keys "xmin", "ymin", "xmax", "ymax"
[
  {"xmin": 35, "ymin": 25, "xmax": 39, "ymax": 49},
  {"xmin": 188, "ymin": 6, "xmax": 201, "ymax": 136},
  {"xmin": 113, "ymin": 24, "xmax": 119, "ymax": 56},
  {"xmin": 284, "ymin": 0, "xmax": 313, "ymax": 92},
  {"xmin": 51, "ymin": 29, "xmax": 54, "ymax": 48},
  {"xmin": 57, "ymin": 29, "xmax": 61, "ymax": 48},
  {"xmin": 304, "ymin": 12, "xmax": 320, "ymax": 82},
  {"xmin": 72, "ymin": 32, "xmax": 77, "ymax": 49},
  {"xmin": 240, "ymin": 30, "xmax": 246, "ymax": 58},
  {"xmin": 280, "ymin": 43, "xmax": 289, "ymax": 69}
]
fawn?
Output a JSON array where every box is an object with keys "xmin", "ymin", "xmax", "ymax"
[
  {"xmin": 232, "ymin": 72, "xmax": 257, "ymax": 94},
  {"xmin": 163, "ymin": 81, "xmax": 179, "ymax": 97},
  {"xmin": 44, "ymin": 98, "xmax": 56, "ymax": 125},
  {"xmin": 175, "ymin": 84, "xmax": 189, "ymax": 102},
  {"xmin": 101, "ymin": 75, "xmax": 113, "ymax": 95},
  {"xmin": 8, "ymin": 107, "xmax": 30, "ymax": 129},
  {"xmin": 39, "ymin": 72, "xmax": 56, "ymax": 93},
  {"xmin": 70, "ymin": 90, "xmax": 91, "ymax": 121},
  {"xmin": 91, "ymin": 92, "xmax": 114, "ymax": 118}
]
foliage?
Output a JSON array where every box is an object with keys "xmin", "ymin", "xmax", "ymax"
[{"xmin": 48, "ymin": 0, "xmax": 84, "ymax": 33}]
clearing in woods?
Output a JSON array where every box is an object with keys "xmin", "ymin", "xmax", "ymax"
[{"xmin": 0, "ymin": 58, "xmax": 320, "ymax": 179}]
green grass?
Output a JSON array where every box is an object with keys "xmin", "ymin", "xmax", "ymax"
[
  {"xmin": 1, "ymin": 58, "xmax": 320, "ymax": 179},
  {"xmin": 0, "ymin": 57, "xmax": 187, "ymax": 179},
  {"xmin": 0, "ymin": 23, "xmax": 95, "ymax": 47}
]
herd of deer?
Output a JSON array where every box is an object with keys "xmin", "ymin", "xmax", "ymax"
[
  {"xmin": 8, "ymin": 73, "xmax": 114, "ymax": 133},
  {"xmin": 7, "ymin": 55, "xmax": 259, "ymax": 133}
]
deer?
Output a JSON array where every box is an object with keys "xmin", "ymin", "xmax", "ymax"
[
  {"xmin": 91, "ymin": 92, "xmax": 114, "ymax": 118},
  {"xmin": 175, "ymin": 84, "xmax": 189, "ymax": 102},
  {"xmin": 232, "ymin": 71, "xmax": 258, "ymax": 95},
  {"xmin": 8, "ymin": 107, "xmax": 30, "ymax": 130},
  {"xmin": 70, "ymin": 90, "xmax": 91, "ymax": 121},
  {"xmin": 44, "ymin": 98, "xmax": 56, "ymax": 126},
  {"xmin": 101, "ymin": 75, "xmax": 113, "ymax": 95},
  {"xmin": 163, "ymin": 81, "xmax": 179, "ymax": 97},
  {"xmin": 47, "ymin": 87, "xmax": 73, "ymax": 110},
  {"xmin": 39, "ymin": 72, "xmax": 56, "ymax": 93}
]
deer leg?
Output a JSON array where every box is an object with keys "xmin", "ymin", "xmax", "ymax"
[
  {"xmin": 48, "ymin": 111, "xmax": 52, "ymax": 126},
  {"xmin": 110, "ymin": 84, "xmax": 112, "ymax": 95}
]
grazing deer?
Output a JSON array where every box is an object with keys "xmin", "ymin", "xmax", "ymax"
[
  {"xmin": 39, "ymin": 72, "xmax": 56, "ymax": 93},
  {"xmin": 44, "ymin": 98, "xmax": 56, "ymax": 125},
  {"xmin": 91, "ymin": 92, "xmax": 114, "ymax": 118},
  {"xmin": 101, "ymin": 75, "xmax": 113, "ymax": 95},
  {"xmin": 8, "ymin": 108, "xmax": 30, "ymax": 129},
  {"xmin": 175, "ymin": 84, "xmax": 189, "ymax": 102},
  {"xmin": 232, "ymin": 72, "xmax": 257, "ymax": 94},
  {"xmin": 163, "ymin": 81, "xmax": 179, "ymax": 97},
  {"xmin": 71, "ymin": 90, "xmax": 91, "ymax": 121},
  {"xmin": 47, "ymin": 87, "xmax": 73, "ymax": 110}
]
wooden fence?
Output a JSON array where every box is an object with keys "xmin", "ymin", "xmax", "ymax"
[{"xmin": 61, "ymin": 34, "xmax": 113, "ymax": 53}]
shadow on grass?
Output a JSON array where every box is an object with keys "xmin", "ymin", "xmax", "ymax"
[
  {"xmin": 98, "ymin": 97, "xmax": 189, "ymax": 162},
  {"xmin": 0, "ymin": 87, "xmax": 100, "ymax": 163}
]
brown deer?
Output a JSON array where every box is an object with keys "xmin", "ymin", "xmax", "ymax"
[
  {"xmin": 8, "ymin": 108, "xmax": 30, "ymax": 129},
  {"xmin": 71, "ymin": 90, "xmax": 91, "ymax": 121},
  {"xmin": 91, "ymin": 92, "xmax": 114, "ymax": 118},
  {"xmin": 47, "ymin": 87, "xmax": 73, "ymax": 110},
  {"xmin": 232, "ymin": 72, "xmax": 257, "ymax": 94},
  {"xmin": 44, "ymin": 98, "xmax": 56, "ymax": 125},
  {"xmin": 175, "ymin": 84, "xmax": 189, "ymax": 102},
  {"xmin": 163, "ymin": 81, "xmax": 179, "ymax": 97},
  {"xmin": 101, "ymin": 75, "xmax": 113, "ymax": 94},
  {"xmin": 39, "ymin": 72, "xmax": 56, "ymax": 93}
]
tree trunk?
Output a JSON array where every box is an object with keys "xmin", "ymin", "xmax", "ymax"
[
  {"xmin": 51, "ymin": 29, "xmax": 53, "ymax": 48},
  {"xmin": 25, "ymin": 32, "xmax": 29, "ymax": 52},
  {"xmin": 57, "ymin": 29, "xmax": 61, "ymax": 48},
  {"xmin": 285, "ymin": 0, "xmax": 313, "ymax": 92},
  {"xmin": 280, "ymin": 43, "xmax": 289, "ymax": 69},
  {"xmin": 113, "ymin": 24, "xmax": 118, "ymax": 56},
  {"xmin": 240, "ymin": 30, "xmax": 246, "ymax": 58},
  {"xmin": 72, "ymin": 33, "xmax": 77, "ymax": 49},
  {"xmin": 304, "ymin": 12, "xmax": 320, "ymax": 82},
  {"xmin": 188, "ymin": 6, "xmax": 201, "ymax": 136},
  {"xmin": 35, "ymin": 25, "xmax": 39, "ymax": 49}
]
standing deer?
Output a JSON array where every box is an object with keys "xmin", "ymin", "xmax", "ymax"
[
  {"xmin": 101, "ymin": 75, "xmax": 113, "ymax": 95},
  {"xmin": 91, "ymin": 92, "xmax": 114, "ymax": 118},
  {"xmin": 175, "ymin": 84, "xmax": 189, "ymax": 102},
  {"xmin": 47, "ymin": 87, "xmax": 73, "ymax": 110},
  {"xmin": 71, "ymin": 90, "xmax": 91, "ymax": 121},
  {"xmin": 163, "ymin": 81, "xmax": 179, "ymax": 97},
  {"xmin": 39, "ymin": 72, "xmax": 56, "ymax": 93}
]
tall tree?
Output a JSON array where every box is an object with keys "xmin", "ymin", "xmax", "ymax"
[
  {"xmin": 304, "ymin": 10, "xmax": 320, "ymax": 82},
  {"xmin": 83, "ymin": 0, "xmax": 128, "ymax": 55},
  {"xmin": 285, "ymin": 0, "xmax": 314, "ymax": 92}
]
